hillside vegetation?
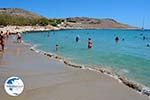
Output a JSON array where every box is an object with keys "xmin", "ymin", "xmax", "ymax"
[
  {"xmin": 0, "ymin": 8, "xmax": 137, "ymax": 29},
  {"xmin": 0, "ymin": 8, "xmax": 64, "ymax": 26}
]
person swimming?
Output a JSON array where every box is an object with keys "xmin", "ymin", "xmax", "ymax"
[
  {"xmin": 76, "ymin": 35, "xmax": 80, "ymax": 42},
  {"xmin": 115, "ymin": 36, "xmax": 119, "ymax": 43},
  {"xmin": 140, "ymin": 33, "xmax": 143, "ymax": 36},
  {"xmin": 47, "ymin": 33, "xmax": 50, "ymax": 37},
  {"xmin": 143, "ymin": 36, "xmax": 146, "ymax": 40},
  {"xmin": 88, "ymin": 38, "xmax": 92, "ymax": 49},
  {"xmin": 146, "ymin": 44, "xmax": 150, "ymax": 47}
]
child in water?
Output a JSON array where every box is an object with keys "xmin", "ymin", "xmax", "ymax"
[
  {"xmin": 56, "ymin": 44, "xmax": 59, "ymax": 51},
  {"xmin": 88, "ymin": 38, "xmax": 92, "ymax": 49}
]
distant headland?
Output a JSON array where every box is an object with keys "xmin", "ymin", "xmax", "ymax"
[{"xmin": 0, "ymin": 8, "xmax": 138, "ymax": 29}]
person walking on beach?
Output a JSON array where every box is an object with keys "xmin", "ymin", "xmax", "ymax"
[
  {"xmin": 0, "ymin": 31, "xmax": 5, "ymax": 51},
  {"xmin": 6, "ymin": 30, "xmax": 10, "ymax": 39},
  {"xmin": 88, "ymin": 38, "xmax": 92, "ymax": 49},
  {"xmin": 17, "ymin": 32, "xmax": 22, "ymax": 43}
]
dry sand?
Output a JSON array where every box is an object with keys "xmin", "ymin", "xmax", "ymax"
[
  {"xmin": 0, "ymin": 26, "xmax": 59, "ymax": 33},
  {"xmin": 0, "ymin": 36, "xmax": 149, "ymax": 100}
]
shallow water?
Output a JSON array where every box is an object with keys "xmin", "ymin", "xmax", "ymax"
[{"xmin": 23, "ymin": 29, "xmax": 150, "ymax": 88}]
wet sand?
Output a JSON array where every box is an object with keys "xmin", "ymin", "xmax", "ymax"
[{"xmin": 0, "ymin": 36, "xmax": 149, "ymax": 100}]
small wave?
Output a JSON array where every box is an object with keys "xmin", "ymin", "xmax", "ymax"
[
  {"xmin": 119, "ymin": 69, "xmax": 130, "ymax": 75},
  {"xmin": 22, "ymin": 41, "xmax": 32, "ymax": 46},
  {"xmin": 142, "ymin": 87, "xmax": 150, "ymax": 96},
  {"xmin": 30, "ymin": 44, "xmax": 43, "ymax": 54},
  {"xmin": 31, "ymin": 44, "xmax": 41, "ymax": 49}
]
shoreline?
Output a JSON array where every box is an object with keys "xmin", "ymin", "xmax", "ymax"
[
  {"xmin": 0, "ymin": 25, "xmax": 146, "ymax": 34},
  {"xmin": 28, "ymin": 42, "xmax": 150, "ymax": 98}
]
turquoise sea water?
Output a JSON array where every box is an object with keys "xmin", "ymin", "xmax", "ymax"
[{"xmin": 23, "ymin": 29, "xmax": 150, "ymax": 88}]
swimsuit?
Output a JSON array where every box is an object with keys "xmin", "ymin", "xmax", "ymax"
[{"xmin": 88, "ymin": 41, "xmax": 92, "ymax": 48}]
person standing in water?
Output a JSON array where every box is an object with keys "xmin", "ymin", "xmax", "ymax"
[
  {"xmin": 115, "ymin": 36, "xmax": 119, "ymax": 43},
  {"xmin": 56, "ymin": 44, "xmax": 59, "ymax": 51},
  {"xmin": 0, "ymin": 31, "xmax": 5, "ymax": 51},
  {"xmin": 47, "ymin": 32, "xmax": 50, "ymax": 37},
  {"xmin": 76, "ymin": 35, "xmax": 80, "ymax": 42},
  {"xmin": 17, "ymin": 32, "xmax": 22, "ymax": 43},
  {"xmin": 6, "ymin": 30, "xmax": 10, "ymax": 39},
  {"xmin": 88, "ymin": 38, "xmax": 92, "ymax": 49},
  {"xmin": 143, "ymin": 36, "xmax": 146, "ymax": 40}
]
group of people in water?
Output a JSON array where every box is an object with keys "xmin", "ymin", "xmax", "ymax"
[
  {"xmin": 55, "ymin": 35, "xmax": 93, "ymax": 51},
  {"xmin": 1, "ymin": 30, "xmax": 149, "ymax": 52},
  {"xmin": 55, "ymin": 33, "xmax": 150, "ymax": 51},
  {"xmin": 0, "ymin": 30, "xmax": 22, "ymax": 52},
  {"xmin": 75, "ymin": 33, "xmax": 150, "ymax": 51},
  {"xmin": 75, "ymin": 35, "xmax": 92, "ymax": 49},
  {"xmin": 115, "ymin": 34, "xmax": 150, "ymax": 47}
]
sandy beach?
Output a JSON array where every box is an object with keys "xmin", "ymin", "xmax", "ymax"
[
  {"xmin": 0, "ymin": 26, "xmax": 59, "ymax": 33},
  {"xmin": 0, "ymin": 34, "xmax": 149, "ymax": 100}
]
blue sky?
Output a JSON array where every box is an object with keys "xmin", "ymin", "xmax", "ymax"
[{"xmin": 0, "ymin": 0, "xmax": 150, "ymax": 28}]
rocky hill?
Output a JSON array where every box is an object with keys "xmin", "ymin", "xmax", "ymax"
[
  {"xmin": 0, "ymin": 8, "xmax": 51, "ymax": 26},
  {"xmin": 64, "ymin": 17, "xmax": 137, "ymax": 29},
  {"xmin": 0, "ymin": 8, "xmax": 43, "ymax": 19}
]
